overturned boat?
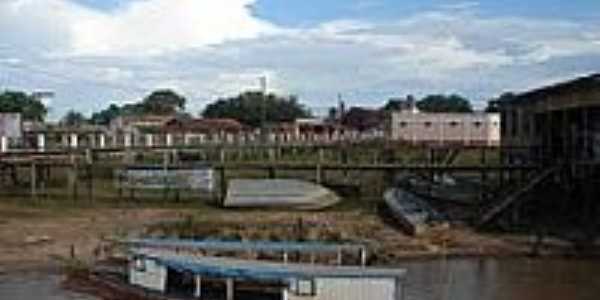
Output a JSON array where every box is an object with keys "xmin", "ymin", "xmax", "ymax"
[
  {"xmin": 383, "ymin": 188, "xmax": 446, "ymax": 236},
  {"xmin": 224, "ymin": 179, "xmax": 340, "ymax": 210}
]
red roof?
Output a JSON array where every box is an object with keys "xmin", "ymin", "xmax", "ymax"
[{"xmin": 163, "ymin": 118, "xmax": 245, "ymax": 133}]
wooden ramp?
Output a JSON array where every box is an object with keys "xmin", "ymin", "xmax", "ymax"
[{"xmin": 478, "ymin": 166, "xmax": 559, "ymax": 227}]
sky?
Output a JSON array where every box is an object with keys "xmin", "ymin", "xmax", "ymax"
[{"xmin": 1, "ymin": 0, "xmax": 600, "ymax": 119}]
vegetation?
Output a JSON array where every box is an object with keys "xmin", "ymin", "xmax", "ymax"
[
  {"xmin": 202, "ymin": 91, "xmax": 311, "ymax": 127},
  {"xmin": 486, "ymin": 92, "xmax": 515, "ymax": 113},
  {"xmin": 416, "ymin": 94, "xmax": 473, "ymax": 113},
  {"xmin": 89, "ymin": 89, "xmax": 187, "ymax": 125},
  {"xmin": 0, "ymin": 90, "xmax": 48, "ymax": 121},
  {"xmin": 61, "ymin": 110, "xmax": 88, "ymax": 126}
]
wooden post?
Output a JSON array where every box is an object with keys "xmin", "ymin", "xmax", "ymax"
[
  {"xmin": 87, "ymin": 163, "xmax": 94, "ymax": 202},
  {"xmin": 194, "ymin": 275, "xmax": 202, "ymax": 298},
  {"xmin": 219, "ymin": 167, "xmax": 227, "ymax": 206},
  {"xmin": 226, "ymin": 278, "xmax": 234, "ymax": 300},
  {"xmin": 316, "ymin": 164, "xmax": 322, "ymax": 184},
  {"xmin": 1, "ymin": 136, "xmax": 8, "ymax": 153},
  {"xmin": 30, "ymin": 162, "xmax": 37, "ymax": 199},
  {"xmin": 268, "ymin": 167, "xmax": 276, "ymax": 179}
]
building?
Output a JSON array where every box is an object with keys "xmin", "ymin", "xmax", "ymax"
[
  {"xmin": 497, "ymin": 73, "xmax": 600, "ymax": 163},
  {"xmin": 162, "ymin": 117, "xmax": 250, "ymax": 145},
  {"xmin": 0, "ymin": 113, "xmax": 22, "ymax": 152},
  {"xmin": 127, "ymin": 240, "xmax": 405, "ymax": 300},
  {"xmin": 388, "ymin": 110, "xmax": 500, "ymax": 146}
]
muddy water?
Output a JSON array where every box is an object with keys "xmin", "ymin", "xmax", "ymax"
[
  {"xmin": 401, "ymin": 258, "xmax": 600, "ymax": 300},
  {"xmin": 1, "ymin": 258, "xmax": 599, "ymax": 300},
  {"xmin": 0, "ymin": 272, "xmax": 97, "ymax": 300}
]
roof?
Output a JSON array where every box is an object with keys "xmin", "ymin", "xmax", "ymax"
[
  {"xmin": 133, "ymin": 249, "xmax": 406, "ymax": 281},
  {"xmin": 163, "ymin": 118, "xmax": 245, "ymax": 133},
  {"xmin": 500, "ymin": 73, "xmax": 600, "ymax": 108},
  {"xmin": 127, "ymin": 239, "xmax": 366, "ymax": 253}
]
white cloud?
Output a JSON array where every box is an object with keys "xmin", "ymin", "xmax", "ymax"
[
  {"xmin": 1, "ymin": 1, "xmax": 600, "ymax": 118},
  {"xmin": 0, "ymin": 0, "xmax": 278, "ymax": 56}
]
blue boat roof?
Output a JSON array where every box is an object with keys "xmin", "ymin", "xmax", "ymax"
[
  {"xmin": 133, "ymin": 249, "xmax": 405, "ymax": 281},
  {"xmin": 127, "ymin": 239, "xmax": 367, "ymax": 253}
]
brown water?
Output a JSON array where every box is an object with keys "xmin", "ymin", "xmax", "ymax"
[
  {"xmin": 401, "ymin": 258, "xmax": 600, "ymax": 300},
  {"xmin": 1, "ymin": 258, "xmax": 599, "ymax": 300}
]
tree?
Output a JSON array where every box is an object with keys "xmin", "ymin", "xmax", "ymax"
[
  {"xmin": 417, "ymin": 94, "xmax": 473, "ymax": 113},
  {"xmin": 341, "ymin": 107, "xmax": 383, "ymax": 132},
  {"xmin": 202, "ymin": 92, "xmax": 312, "ymax": 127},
  {"xmin": 90, "ymin": 104, "xmax": 122, "ymax": 125},
  {"xmin": 486, "ymin": 92, "xmax": 515, "ymax": 113},
  {"xmin": 142, "ymin": 89, "xmax": 186, "ymax": 115},
  {"xmin": 61, "ymin": 110, "xmax": 88, "ymax": 126},
  {"xmin": 89, "ymin": 89, "xmax": 187, "ymax": 125},
  {"xmin": 382, "ymin": 95, "xmax": 417, "ymax": 112},
  {"xmin": 0, "ymin": 90, "xmax": 48, "ymax": 121}
]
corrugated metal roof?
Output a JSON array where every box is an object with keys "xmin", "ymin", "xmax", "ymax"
[
  {"xmin": 127, "ymin": 239, "xmax": 366, "ymax": 253},
  {"xmin": 133, "ymin": 249, "xmax": 406, "ymax": 281}
]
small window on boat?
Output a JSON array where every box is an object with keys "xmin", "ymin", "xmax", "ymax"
[
  {"xmin": 294, "ymin": 278, "xmax": 316, "ymax": 296},
  {"xmin": 134, "ymin": 257, "xmax": 146, "ymax": 272}
]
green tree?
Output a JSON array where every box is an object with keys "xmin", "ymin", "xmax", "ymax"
[
  {"xmin": 0, "ymin": 90, "xmax": 48, "ymax": 121},
  {"xmin": 417, "ymin": 94, "xmax": 473, "ymax": 113},
  {"xmin": 202, "ymin": 92, "xmax": 312, "ymax": 127},
  {"xmin": 142, "ymin": 89, "xmax": 186, "ymax": 115},
  {"xmin": 89, "ymin": 89, "xmax": 186, "ymax": 124},
  {"xmin": 486, "ymin": 92, "xmax": 515, "ymax": 113},
  {"xmin": 61, "ymin": 110, "xmax": 88, "ymax": 126},
  {"xmin": 90, "ymin": 104, "xmax": 122, "ymax": 125},
  {"xmin": 342, "ymin": 107, "xmax": 383, "ymax": 132}
]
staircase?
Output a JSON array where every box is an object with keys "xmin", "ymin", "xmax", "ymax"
[{"xmin": 477, "ymin": 166, "xmax": 560, "ymax": 227}]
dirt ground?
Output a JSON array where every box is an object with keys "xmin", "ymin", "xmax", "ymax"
[{"xmin": 0, "ymin": 199, "xmax": 580, "ymax": 274}]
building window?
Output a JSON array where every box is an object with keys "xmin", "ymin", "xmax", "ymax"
[
  {"xmin": 473, "ymin": 121, "xmax": 483, "ymax": 128},
  {"xmin": 449, "ymin": 121, "xmax": 460, "ymax": 127},
  {"xmin": 399, "ymin": 121, "xmax": 407, "ymax": 128},
  {"xmin": 424, "ymin": 122, "xmax": 432, "ymax": 128}
]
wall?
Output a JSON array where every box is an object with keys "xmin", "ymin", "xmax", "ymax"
[
  {"xmin": 287, "ymin": 277, "xmax": 398, "ymax": 300},
  {"xmin": 389, "ymin": 112, "xmax": 500, "ymax": 146},
  {"xmin": 129, "ymin": 257, "xmax": 167, "ymax": 292},
  {"xmin": 0, "ymin": 113, "xmax": 22, "ymax": 138}
]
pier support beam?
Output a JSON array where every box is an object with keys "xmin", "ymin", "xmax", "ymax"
[
  {"xmin": 194, "ymin": 275, "xmax": 202, "ymax": 298},
  {"xmin": 226, "ymin": 278, "xmax": 234, "ymax": 300},
  {"xmin": 37, "ymin": 134, "xmax": 46, "ymax": 152},
  {"xmin": 1, "ymin": 136, "xmax": 8, "ymax": 153}
]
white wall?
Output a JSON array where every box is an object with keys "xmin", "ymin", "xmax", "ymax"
[
  {"xmin": 390, "ymin": 112, "xmax": 501, "ymax": 145},
  {"xmin": 288, "ymin": 277, "xmax": 397, "ymax": 300},
  {"xmin": 129, "ymin": 257, "xmax": 167, "ymax": 292}
]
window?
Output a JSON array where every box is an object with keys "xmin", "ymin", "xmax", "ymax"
[
  {"xmin": 449, "ymin": 121, "xmax": 460, "ymax": 127},
  {"xmin": 399, "ymin": 121, "xmax": 407, "ymax": 127},
  {"xmin": 473, "ymin": 121, "xmax": 483, "ymax": 128},
  {"xmin": 424, "ymin": 122, "xmax": 432, "ymax": 127},
  {"xmin": 133, "ymin": 257, "xmax": 146, "ymax": 272},
  {"xmin": 290, "ymin": 278, "xmax": 316, "ymax": 296}
]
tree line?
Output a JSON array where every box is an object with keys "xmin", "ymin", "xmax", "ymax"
[{"xmin": 1, "ymin": 89, "xmax": 502, "ymax": 129}]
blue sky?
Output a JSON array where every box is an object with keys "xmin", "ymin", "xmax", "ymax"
[{"xmin": 1, "ymin": 0, "xmax": 600, "ymax": 119}]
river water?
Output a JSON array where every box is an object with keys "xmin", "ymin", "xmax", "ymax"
[{"xmin": 1, "ymin": 258, "xmax": 599, "ymax": 300}]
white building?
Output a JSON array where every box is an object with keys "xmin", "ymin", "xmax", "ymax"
[
  {"xmin": 388, "ymin": 110, "xmax": 501, "ymax": 146},
  {"xmin": 0, "ymin": 113, "xmax": 22, "ymax": 152}
]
